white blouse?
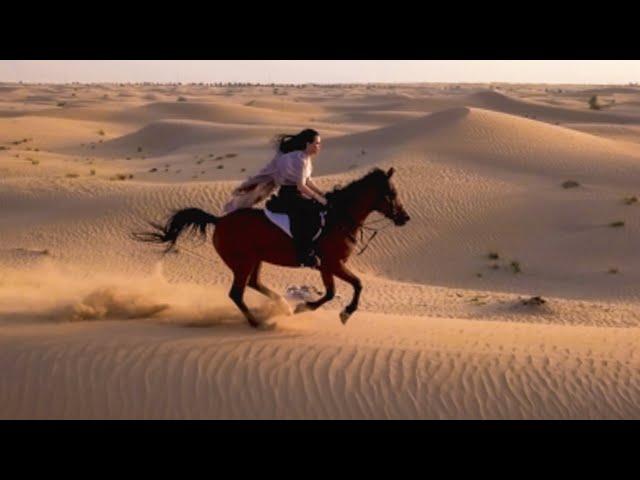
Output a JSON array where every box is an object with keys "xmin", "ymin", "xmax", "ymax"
[{"xmin": 272, "ymin": 150, "xmax": 312, "ymax": 186}]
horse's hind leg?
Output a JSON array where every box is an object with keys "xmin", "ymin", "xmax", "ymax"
[
  {"xmin": 229, "ymin": 263, "xmax": 263, "ymax": 328},
  {"xmin": 248, "ymin": 262, "xmax": 279, "ymax": 301},
  {"xmin": 332, "ymin": 262, "xmax": 362, "ymax": 325},
  {"xmin": 248, "ymin": 262, "xmax": 293, "ymax": 316}
]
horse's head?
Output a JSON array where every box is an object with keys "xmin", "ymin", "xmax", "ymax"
[{"xmin": 371, "ymin": 168, "xmax": 410, "ymax": 226}]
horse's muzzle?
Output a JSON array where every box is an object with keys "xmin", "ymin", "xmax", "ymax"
[{"xmin": 394, "ymin": 212, "xmax": 410, "ymax": 226}]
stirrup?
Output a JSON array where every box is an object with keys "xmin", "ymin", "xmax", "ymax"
[{"xmin": 299, "ymin": 253, "xmax": 321, "ymax": 268}]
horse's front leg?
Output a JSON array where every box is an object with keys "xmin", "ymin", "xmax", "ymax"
[
  {"xmin": 295, "ymin": 268, "xmax": 335, "ymax": 313},
  {"xmin": 332, "ymin": 261, "xmax": 362, "ymax": 325}
]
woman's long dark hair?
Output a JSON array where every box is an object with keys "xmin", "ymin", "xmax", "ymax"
[{"xmin": 274, "ymin": 128, "xmax": 319, "ymax": 153}]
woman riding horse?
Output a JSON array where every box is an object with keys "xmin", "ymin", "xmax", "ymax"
[
  {"xmin": 135, "ymin": 135, "xmax": 411, "ymax": 329},
  {"xmin": 224, "ymin": 129, "xmax": 326, "ymax": 268}
]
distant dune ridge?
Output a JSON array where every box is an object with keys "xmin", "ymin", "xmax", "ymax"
[{"xmin": 2, "ymin": 82, "xmax": 640, "ymax": 419}]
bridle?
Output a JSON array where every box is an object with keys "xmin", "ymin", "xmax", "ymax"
[
  {"xmin": 355, "ymin": 217, "xmax": 394, "ymax": 256},
  {"xmin": 327, "ymin": 189, "xmax": 399, "ymax": 256}
]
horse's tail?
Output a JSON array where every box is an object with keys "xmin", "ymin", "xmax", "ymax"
[{"xmin": 132, "ymin": 207, "xmax": 219, "ymax": 253}]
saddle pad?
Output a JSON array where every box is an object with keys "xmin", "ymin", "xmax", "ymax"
[{"xmin": 264, "ymin": 209, "xmax": 326, "ymax": 241}]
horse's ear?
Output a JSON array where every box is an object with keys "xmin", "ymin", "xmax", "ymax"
[{"xmin": 386, "ymin": 167, "xmax": 395, "ymax": 178}]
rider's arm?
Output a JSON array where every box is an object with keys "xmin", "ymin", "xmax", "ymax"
[
  {"xmin": 306, "ymin": 178, "xmax": 324, "ymax": 196},
  {"xmin": 298, "ymin": 180, "xmax": 327, "ymax": 205}
]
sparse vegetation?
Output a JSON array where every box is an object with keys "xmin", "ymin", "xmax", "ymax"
[
  {"xmin": 489, "ymin": 263, "xmax": 500, "ymax": 270},
  {"xmin": 588, "ymin": 95, "xmax": 601, "ymax": 110},
  {"xmin": 137, "ymin": 147, "xmax": 142, "ymax": 153},
  {"xmin": 521, "ymin": 296, "xmax": 546, "ymax": 306},
  {"xmin": 90, "ymin": 169, "xmax": 96, "ymax": 176},
  {"xmin": 623, "ymin": 196, "xmax": 638, "ymax": 205},
  {"xmin": 98, "ymin": 130, "xmax": 105, "ymax": 136},
  {"xmin": 562, "ymin": 180, "xmax": 580, "ymax": 189},
  {"xmin": 510, "ymin": 261, "xmax": 521, "ymax": 274},
  {"xmin": 57, "ymin": 101, "xmax": 66, "ymax": 107},
  {"xmin": 217, "ymin": 165, "xmax": 224, "ymax": 169},
  {"xmin": 177, "ymin": 96, "xmax": 187, "ymax": 102},
  {"xmin": 149, "ymin": 167, "xmax": 158, "ymax": 173},
  {"xmin": 65, "ymin": 173, "xmax": 79, "ymax": 178},
  {"xmin": 610, "ymin": 221, "xmax": 625, "ymax": 228},
  {"xmin": 240, "ymin": 168, "xmax": 246, "ymax": 172},
  {"xmin": 225, "ymin": 153, "xmax": 238, "ymax": 158},
  {"xmin": 488, "ymin": 252, "xmax": 499, "ymax": 260},
  {"xmin": 608, "ymin": 268, "xmax": 619, "ymax": 274},
  {"xmin": 29, "ymin": 158, "xmax": 39, "ymax": 165}
]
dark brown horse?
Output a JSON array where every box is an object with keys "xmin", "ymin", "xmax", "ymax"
[{"xmin": 134, "ymin": 167, "xmax": 410, "ymax": 328}]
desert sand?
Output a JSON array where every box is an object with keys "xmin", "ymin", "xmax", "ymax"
[{"xmin": 2, "ymin": 81, "xmax": 640, "ymax": 419}]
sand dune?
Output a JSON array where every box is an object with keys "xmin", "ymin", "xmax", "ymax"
[
  {"xmin": 85, "ymin": 120, "xmax": 285, "ymax": 157},
  {"xmin": 467, "ymin": 90, "xmax": 639, "ymax": 124},
  {"xmin": 3, "ymin": 82, "xmax": 640, "ymax": 419},
  {"xmin": 3, "ymin": 310, "xmax": 640, "ymax": 419},
  {"xmin": 322, "ymin": 107, "xmax": 640, "ymax": 182}
]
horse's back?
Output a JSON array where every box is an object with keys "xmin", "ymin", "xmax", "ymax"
[
  {"xmin": 215, "ymin": 208, "xmax": 289, "ymax": 243},
  {"xmin": 213, "ymin": 208, "xmax": 297, "ymax": 266}
]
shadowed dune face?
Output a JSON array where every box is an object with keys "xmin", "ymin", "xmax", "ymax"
[{"xmin": 3, "ymin": 81, "xmax": 640, "ymax": 419}]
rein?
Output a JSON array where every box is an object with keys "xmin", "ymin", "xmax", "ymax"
[
  {"xmin": 356, "ymin": 219, "xmax": 394, "ymax": 256},
  {"xmin": 327, "ymin": 205, "xmax": 394, "ymax": 256}
]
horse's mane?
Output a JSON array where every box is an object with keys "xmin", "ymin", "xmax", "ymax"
[{"xmin": 325, "ymin": 168, "xmax": 388, "ymax": 209}]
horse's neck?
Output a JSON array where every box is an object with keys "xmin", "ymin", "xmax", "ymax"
[{"xmin": 338, "ymin": 191, "xmax": 375, "ymax": 232}]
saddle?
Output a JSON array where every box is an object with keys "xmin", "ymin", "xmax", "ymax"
[
  {"xmin": 264, "ymin": 208, "xmax": 326, "ymax": 241},
  {"xmin": 264, "ymin": 190, "xmax": 327, "ymax": 241}
]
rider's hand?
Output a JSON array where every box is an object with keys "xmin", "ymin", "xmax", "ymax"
[{"xmin": 317, "ymin": 196, "xmax": 328, "ymax": 206}]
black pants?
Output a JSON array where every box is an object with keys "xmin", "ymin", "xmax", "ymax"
[{"xmin": 266, "ymin": 186, "xmax": 322, "ymax": 261}]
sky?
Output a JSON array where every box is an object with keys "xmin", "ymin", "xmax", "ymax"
[{"xmin": 1, "ymin": 61, "xmax": 640, "ymax": 85}]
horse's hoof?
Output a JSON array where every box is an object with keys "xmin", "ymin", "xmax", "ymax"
[
  {"xmin": 256, "ymin": 321, "xmax": 277, "ymax": 331},
  {"xmin": 295, "ymin": 302, "xmax": 311, "ymax": 314},
  {"xmin": 276, "ymin": 298, "xmax": 294, "ymax": 316},
  {"xmin": 339, "ymin": 310, "xmax": 352, "ymax": 325}
]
